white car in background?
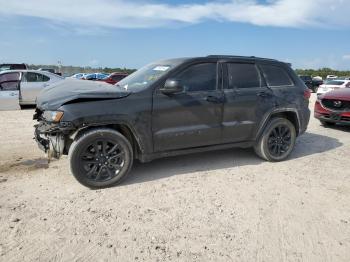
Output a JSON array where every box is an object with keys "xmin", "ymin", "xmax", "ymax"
[
  {"xmin": 0, "ymin": 70, "xmax": 64, "ymax": 110},
  {"xmin": 71, "ymin": 73, "xmax": 87, "ymax": 79},
  {"xmin": 317, "ymin": 79, "xmax": 350, "ymax": 96},
  {"xmin": 326, "ymin": 75, "xmax": 337, "ymax": 79}
]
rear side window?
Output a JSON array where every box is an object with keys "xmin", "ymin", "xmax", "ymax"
[
  {"xmin": 260, "ymin": 64, "xmax": 293, "ymax": 87},
  {"xmin": 24, "ymin": 72, "xmax": 50, "ymax": 82},
  {"xmin": 226, "ymin": 63, "xmax": 261, "ymax": 89},
  {"xmin": 175, "ymin": 63, "xmax": 217, "ymax": 92}
]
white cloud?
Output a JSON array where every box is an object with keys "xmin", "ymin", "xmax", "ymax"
[
  {"xmin": 0, "ymin": 0, "xmax": 349, "ymax": 29},
  {"xmin": 342, "ymin": 55, "xmax": 350, "ymax": 60}
]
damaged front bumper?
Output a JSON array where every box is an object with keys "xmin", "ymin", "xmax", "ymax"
[{"xmin": 34, "ymin": 120, "xmax": 74, "ymax": 160}]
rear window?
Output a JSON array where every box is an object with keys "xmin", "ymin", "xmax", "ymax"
[
  {"xmin": 260, "ymin": 64, "xmax": 293, "ymax": 87},
  {"xmin": 24, "ymin": 72, "xmax": 50, "ymax": 82},
  {"xmin": 226, "ymin": 63, "xmax": 261, "ymax": 89}
]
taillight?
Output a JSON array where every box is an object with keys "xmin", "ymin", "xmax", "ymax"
[{"xmin": 304, "ymin": 89, "xmax": 311, "ymax": 100}]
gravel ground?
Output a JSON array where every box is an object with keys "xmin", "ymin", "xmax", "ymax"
[{"xmin": 0, "ymin": 94, "xmax": 349, "ymax": 262}]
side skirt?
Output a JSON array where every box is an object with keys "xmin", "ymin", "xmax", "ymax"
[{"xmin": 138, "ymin": 141, "xmax": 255, "ymax": 163}]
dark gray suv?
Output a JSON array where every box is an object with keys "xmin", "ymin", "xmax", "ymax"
[{"xmin": 34, "ymin": 55, "xmax": 311, "ymax": 188}]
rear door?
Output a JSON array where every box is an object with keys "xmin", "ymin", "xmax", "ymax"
[
  {"xmin": 0, "ymin": 72, "xmax": 21, "ymax": 110},
  {"xmin": 21, "ymin": 72, "xmax": 51, "ymax": 104},
  {"xmin": 222, "ymin": 62, "xmax": 275, "ymax": 143}
]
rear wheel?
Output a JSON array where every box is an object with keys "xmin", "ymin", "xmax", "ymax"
[
  {"xmin": 69, "ymin": 128, "xmax": 133, "ymax": 188},
  {"xmin": 254, "ymin": 118, "xmax": 296, "ymax": 162}
]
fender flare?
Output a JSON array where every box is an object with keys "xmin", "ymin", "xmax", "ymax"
[{"xmin": 255, "ymin": 108, "xmax": 301, "ymax": 141}]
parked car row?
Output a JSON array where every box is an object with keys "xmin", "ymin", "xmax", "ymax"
[
  {"xmin": 299, "ymin": 75, "xmax": 324, "ymax": 93},
  {"xmin": 299, "ymin": 74, "xmax": 350, "ymax": 94},
  {"xmin": 317, "ymin": 80, "xmax": 350, "ymax": 96},
  {"xmin": 0, "ymin": 66, "xmax": 129, "ymax": 109},
  {"xmin": 72, "ymin": 72, "xmax": 128, "ymax": 85},
  {"xmin": 0, "ymin": 70, "xmax": 64, "ymax": 110}
]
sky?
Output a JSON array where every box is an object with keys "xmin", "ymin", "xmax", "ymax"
[{"xmin": 0, "ymin": 0, "xmax": 350, "ymax": 70}]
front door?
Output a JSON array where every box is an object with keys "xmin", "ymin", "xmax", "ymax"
[
  {"xmin": 21, "ymin": 72, "xmax": 50, "ymax": 104},
  {"xmin": 222, "ymin": 62, "xmax": 276, "ymax": 143},
  {"xmin": 152, "ymin": 62, "xmax": 223, "ymax": 152},
  {"xmin": 0, "ymin": 72, "xmax": 21, "ymax": 111}
]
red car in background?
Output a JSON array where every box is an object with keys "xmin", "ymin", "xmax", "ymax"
[
  {"xmin": 314, "ymin": 88, "xmax": 350, "ymax": 126},
  {"xmin": 101, "ymin": 72, "xmax": 128, "ymax": 85}
]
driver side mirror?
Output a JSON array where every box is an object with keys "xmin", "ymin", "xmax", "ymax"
[{"xmin": 160, "ymin": 79, "xmax": 184, "ymax": 95}]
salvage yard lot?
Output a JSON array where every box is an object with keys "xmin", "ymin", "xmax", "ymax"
[{"xmin": 0, "ymin": 94, "xmax": 349, "ymax": 261}]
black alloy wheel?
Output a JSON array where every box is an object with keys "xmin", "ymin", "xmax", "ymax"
[
  {"xmin": 81, "ymin": 140, "xmax": 125, "ymax": 182},
  {"xmin": 254, "ymin": 117, "xmax": 296, "ymax": 162},
  {"xmin": 69, "ymin": 129, "xmax": 133, "ymax": 188},
  {"xmin": 267, "ymin": 124, "xmax": 292, "ymax": 157}
]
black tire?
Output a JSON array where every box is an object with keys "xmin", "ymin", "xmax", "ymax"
[
  {"xmin": 320, "ymin": 120, "xmax": 335, "ymax": 126},
  {"xmin": 69, "ymin": 128, "xmax": 133, "ymax": 188},
  {"xmin": 254, "ymin": 118, "xmax": 296, "ymax": 162}
]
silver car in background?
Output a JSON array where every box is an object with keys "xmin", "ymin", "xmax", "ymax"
[{"xmin": 0, "ymin": 70, "xmax": 64, "ymax": 110}]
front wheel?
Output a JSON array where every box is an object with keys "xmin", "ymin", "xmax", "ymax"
[
  {"xmin": 69, "ymin": 128, "xmax": 133, "ymax": 188},
  {"xmin": 254, "ymin": 118, "xmax": 296, "ymax": 162}
]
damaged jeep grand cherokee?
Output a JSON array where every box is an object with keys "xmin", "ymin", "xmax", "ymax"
[{"xmin": 34, "ymin": 56, "xmax": 311, "ymax": 188}]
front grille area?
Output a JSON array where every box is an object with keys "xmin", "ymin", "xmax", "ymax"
[
  {"xmin": 321, "ymin": 99, "xmax": 350, "ymax": 111},
  {"xmin": 318, "ymin": 113, "xmax": 350, "ymax": 122}
]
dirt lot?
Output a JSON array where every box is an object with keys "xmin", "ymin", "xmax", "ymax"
[{"xmin": 0, "ymin": 94, "xmax": 349, "ymax": 262}]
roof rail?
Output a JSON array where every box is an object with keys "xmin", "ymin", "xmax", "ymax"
[{"xmin": 206, "ymin": 55, "xmax": 279, "ymax": 62}]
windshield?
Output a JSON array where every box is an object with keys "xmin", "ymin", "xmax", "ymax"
[
  {"xmin": 116, "ymin": 64, "xmax": 172, "ymax": 92},
  {"xmin": 326, "ymin": 81, "xmax": 344, "ymax": 86}
]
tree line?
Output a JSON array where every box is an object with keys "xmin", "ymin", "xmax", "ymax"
[{"xmin": 295, "ymin": 68, "xmax": 350, "ymax": 79}]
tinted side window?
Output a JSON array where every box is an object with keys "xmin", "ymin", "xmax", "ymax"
[
  {"xmin": 0, "ymin": 72, "xmax": 20, "ymax": 91},
  {"xmin": 227, "ymin": 63, "xmax": 260, "ymax": 89},
  {"xmin": 0, "ymin": 72, "xmax": 20, "ymax": 82},
  {"xmin": 176, "ymin": 63, "xmax": 217, "ymax": 92},
  {"xmin": 42, "ymin": 74, "xmax": 50, "ymax": 82},
  {"xmin": 260, "ymin": 65, "xmax": 293, "ymax": 87},
  {"xmin": 25, "ymin": 72, "xmax": 50, "ymax": 82}
]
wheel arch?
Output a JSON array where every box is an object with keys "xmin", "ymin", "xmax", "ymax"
[
  {"xmin": 256, "ymin": 109, "xmax": 301, "ymax": 141},
  {"xmin": 67, "ymin": 123, "xmax": 144, "ymax": 159}
]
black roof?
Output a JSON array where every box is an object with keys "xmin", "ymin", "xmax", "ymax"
[
  {"xmin": 155, "ymin": 55, "xmax": 289, "ymax": 67},
  {"xmin": 206, "ymin": 55, "xmax": 280, "ymax": 62}
]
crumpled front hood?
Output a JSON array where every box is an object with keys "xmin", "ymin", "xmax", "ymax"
[{"xmin": 36, "ymin": 78, "xmax": 131, "ymax": 110}]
